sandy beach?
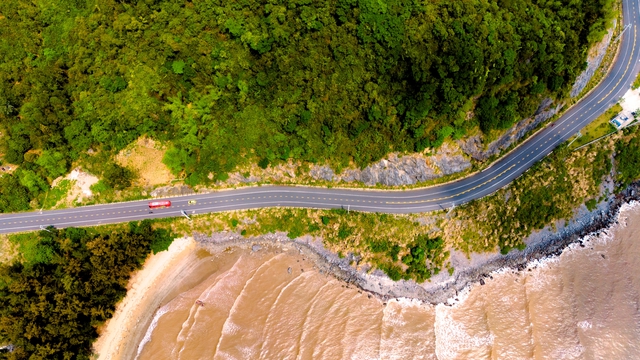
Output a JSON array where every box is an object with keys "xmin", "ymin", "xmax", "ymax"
[
  {"xmin": 93, "ymin": 237, "xmax": 198, "ymax": 360},
  {"xmin": 93, "ymin": 181, "xmax": 640, "ymax": 359},
  {"xmin": 94, "ymin": 198, "xmax": 640, "ymax": 359}
]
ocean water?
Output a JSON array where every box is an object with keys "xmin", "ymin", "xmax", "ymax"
[{"xmin": 136, "ymin": 203, "xmax": 640, "ymax": 359}]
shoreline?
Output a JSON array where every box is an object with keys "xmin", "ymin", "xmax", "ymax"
[
  {"xmin": 194, "ymin": 182, "xmax": 640, "ymax": 305},
  {"xmin": 95, "ymin": 182, "xmax": 640, "ymax": 358},
  {"xmin": 93, "ymin": 237, "xmax": 199, "ymax": 360}
]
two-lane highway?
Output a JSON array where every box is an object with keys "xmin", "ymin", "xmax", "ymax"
[{"xmin": 2, "ymin": 0, "xmax": 640, "ymax": 235}]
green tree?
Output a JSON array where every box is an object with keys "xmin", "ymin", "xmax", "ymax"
[
  {"xmin": 17, "ymin": 169, "xmax": 48, "ymax": 194},
  {"xmin": 36, "ymin": 151, "xmax": 68, "ymax": 179},
  {"xmin": 0, "ymin": 222, "xmax": 174, "ymax": 358},
  {"xmin": 102, "ymin": 163, "xmax": 134, "ymax": 190},
  {"xmin": 0, "ymin": 174, "xmax": 31, "ymax": 212}
]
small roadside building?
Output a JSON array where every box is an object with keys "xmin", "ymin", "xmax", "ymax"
[{"xmin": 610, "ymin": 113, "xmax": 633, "ymax": 130}]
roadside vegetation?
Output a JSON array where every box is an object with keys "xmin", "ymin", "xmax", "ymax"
[
  {"xmin": 633, "ymin": 70, "xmax": 640, "ymax": 90},
  {"xmin": 148, "ymin": 120, "xmax": 640, "ymax": 281},
  {"xmin": 614, "ymin": 127, "xmax": 640, "ymax": 189},
  {"xmin": 449, "ymin": 142, "xmax": 613, "ymax": 254},
  {"xmin": 567, "ymin": 103, "xmax": 620, "ymax": 150},
  {"xmin": 0, "ymin": 0, "xmax": 615, "ymax": 211},
  {"xmin": 161, "ymin": 207, "xmax": 451, "ymax": 283}
]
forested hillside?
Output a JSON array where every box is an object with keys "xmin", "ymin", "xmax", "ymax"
[{"xmin": 0, "ymin": 0, "xmax": 613, "ymax": 208}]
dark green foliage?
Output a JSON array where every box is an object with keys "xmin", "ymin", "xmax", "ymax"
[
  {"xmin": 100, "ymin": 76, "xmax": 127, "ymax": 93},
  {"xmin": 149, "ymin": 227, "xmax": 175, "ymax": 255},
  {"xmin": 0, "ymin": 174, "xmax": 31, "ymax": 213},
  {"xmin": 36, "ymin": 151, "xmax": 68, "ymax": 180},
  {"xmin": 231, "ymin": 218, "xmax": 239, "ymax": 227},
  {"xmin": 287, "ymin": 227, "xmax": 302, "ymax": 239},
  {"xmin": 90, "ymin": 180, "xmax": 110, "ymax": 194},
  {"xmin": 387, "ymin": 244, "xmax": 401, "ymax": 261},
  {"xmin": 321, "ymin": 216, "xmax": 331, "ymax": 225},
  {"xmin": 368, "ymin": 239, "xmax": 389, "ymax": 253},
  {"xmin": 378, "ymin": 263, "xmax": 403, "ymax": 281},
  {"xmin": 375, "ymin": 234, "xmax": 447, "ymax": 282},
  {"xmin": 331, "ymin": 208, "xmax": 348, "ymax": 216},
  {"xmin": 500, "ymin": 242, "xmax": 527, "ymax": 255},
  {"xmin": 258, "ymin": 158, "xmax": 270, "ymax": 169},
  {"xmin": 0, "ymin": 221, "xmax": 171, "ymax": 359},
  {"xmin": 401, "ymin": 235, "xmax": 445, "ymax": 283},
  {"xmin": 172, "ymin": 60, "xmax": 186, "ymax": 75},
  {"xmin": 0, "ymin": 0, "xmax": 611, "ymax": 201},
  {"xmin": 102, "ymin": 162, "xmax": 134, "ymax": 190},
  {"xmin": 615, "ymin": 135, "xmax": 640, "ymax": 188},
  {"xmin": 585, "ymin": 198, "xmax": 598, "ymax": 211},
  {"xmin": 337, "ymin": 224, "xmax": 352, "ymax": 239}
]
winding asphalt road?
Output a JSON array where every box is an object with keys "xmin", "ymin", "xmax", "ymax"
[{"xmin": 2, "ymin": 0, "xmax": 640, "ymax": 235}]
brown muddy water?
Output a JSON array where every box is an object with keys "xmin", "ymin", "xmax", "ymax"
[{"xmin": 136, "ymin": 203, "xmax": 640, "ymax": 359}]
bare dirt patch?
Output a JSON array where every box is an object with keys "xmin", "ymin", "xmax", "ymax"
[
  {"xmin": 621, "ymin": 88, "xmax": 640, "ymax": 115},
  {"xmin": 115, "ymin": 137, "xmax": 172, "ymax": 187},
  {"xmin": 0, "ymin": 235, "xmax": 18, "ymax": 264},
  {"xmin": 50, "ymin": 168, "xmax": 100, "ymax": 207}
]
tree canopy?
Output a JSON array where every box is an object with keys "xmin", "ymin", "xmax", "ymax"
[
  {"xmin": 0, "ymin": 0, "xmax": 614, "ymax": 193},
  {"xmin": 0, "ymin": 221, "xmax": 173, "ymax": 359}
]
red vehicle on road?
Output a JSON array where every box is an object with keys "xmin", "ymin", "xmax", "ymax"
[{"xmin": 148, "ymin": 200, "xmax": 171, "ymax": 209}]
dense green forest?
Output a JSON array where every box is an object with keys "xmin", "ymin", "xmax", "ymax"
[
  {"xmin": 0, "ymin": 0, "xmax": 614, "ymax": 208},
  {"xmin": 0, "ymin": 221, "xmax": 173, "ymax": 359}
]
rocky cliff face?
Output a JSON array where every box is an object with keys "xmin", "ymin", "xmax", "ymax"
[
  {"xmin": 310, "ymin": 142, "xmax": 471, "ymax": 186},
  {"xmin": 457, "ymin": 22, "xmax": 616, "ymax": 162},
  {"xmin": 570, "ymin": 21, "xmax": 616, "ymax": 98},
  {"xmin": 150, "ymin": 185, "xmax": 195, "ymax": 197},
  {"xmin": 458, "ymin": 100, "xmax": 563, "ymax": 161}
]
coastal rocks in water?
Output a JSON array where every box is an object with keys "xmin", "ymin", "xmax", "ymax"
[
  {"xmin": 458, "ymin": 101, "xmax": 562, "ymax": 161},
  {"xmin": 150, "ymin": 185, "xmax": 195, "ymax": 197},
  {"xmin": 309, "ymin": 143, "xmax": 471, "ymax": 186},
  {"xmin": 570, "ymin": 21, "xmax": 616, "ymax": 98}
]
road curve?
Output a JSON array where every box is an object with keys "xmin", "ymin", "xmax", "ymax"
[{"xmin": 2, "ymin": 0, "xmax": 640, "ymax": 235}]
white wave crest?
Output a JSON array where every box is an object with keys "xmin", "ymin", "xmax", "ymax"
[
  {"xmin": 434, "ymin": 306, "xmax": 494, "ymax": 359},
  {"xmin": 135, "ymin": 304, "xmax": 171, "ymax": 360}
]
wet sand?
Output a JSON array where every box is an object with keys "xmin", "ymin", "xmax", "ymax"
[
  {"xmin": 95, "ymin": 200, "xmax": 640, "ymax": 359},
  {"xmin": 93, "ymin": 178, "xmax": 640, "ymax": 359}
]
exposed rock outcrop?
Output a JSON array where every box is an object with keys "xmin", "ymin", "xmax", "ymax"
[
  {"xmin": 458, "ymin": 101, "xmax": 563, "ymax": 161},
  {"xmin": 309, "ymin": 143, "xmax": 471, "ymax": 186},
  {"xmin": 223, "ymin": 172, "xmax": 261, "ymax": 185},
  {"xmin": 309, "ymin": 165, "xmax": 336, "ymax": 182},
  {"xmin": 570, "ymin": 21, "xmax": 616, "ymax": 98},
  {"xmin": 150, "ymin": 185, "xmax": 195, "ymax": 197}
]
